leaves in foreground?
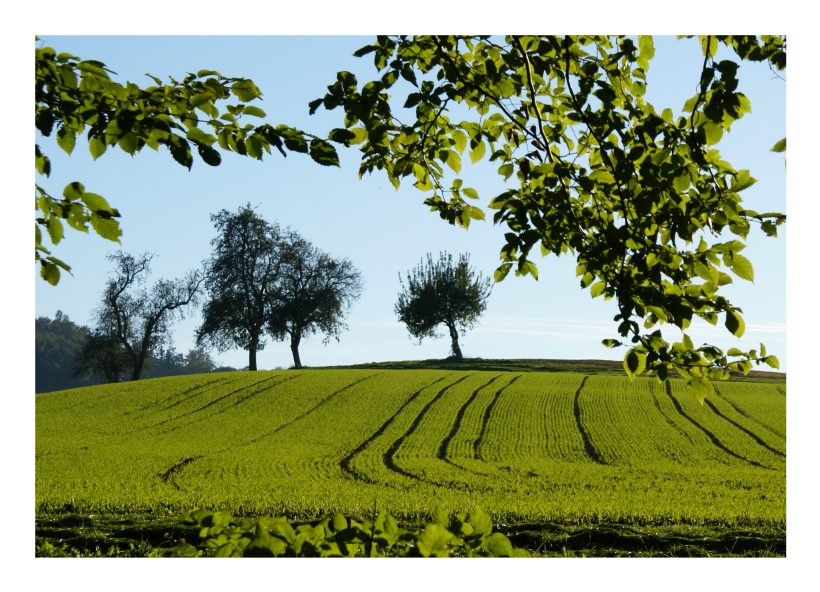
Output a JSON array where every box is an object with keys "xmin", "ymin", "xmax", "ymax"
[{"xmin": 176, "ymin": 507, "xmax": 528, "ymax": 557}]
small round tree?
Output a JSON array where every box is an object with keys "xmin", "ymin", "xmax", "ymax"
[{"xmin": 395, "ymin": 252, "xmax": 492, "ymax": 361}]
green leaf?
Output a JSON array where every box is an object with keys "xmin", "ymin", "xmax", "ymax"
[
  {"xmin": 80, "ymin": 192, "xmax": 114, "ymax": 214},
  {"xmin": 309, "ymin": 138, "xmax": 340, "ymax": 167},
  {"xmin": 468, "ymin": 508, "xmax": 493, "ymax": 537},
  {"xmin": 90, "ymin": 214, "xmax": 122, "ymax": 242},
  {"xmin": 729, "ymin": 253, "xmax": 754, "ymax": 282},
  {"xmin": 452, "ymin": 129, "xmax": 467, "ymax": 153},
  {"xmin": 484, "ymin": 533, "xmax": 514, "ymax": 557},
  {"xmin": 46, "ymin": 217, "xmax": 64, "ymax": 245},
  {"xmin": 623, "ymin": 348, "xmax": 646, "ymax": 379},
  {"xmin": 445, "ymin": 150, "xmax": 462, "ymax": 173},
  {"xmin": 724, "ymin": 309, "xmax": 745, "ymax": 337},
  {"xmin": 731, "ymin": 170, "xmax": 757, "ymax": 192},
  {"xmin": 602, "ymin": 339, "xmax": 621, "ymax": 348},
  {"xmin": 463, "ymin": 187, "xmax": 479, "ymax": 200},
  {"xmin": 89, "ymin": 136, "xmax": 107, "ymax": 160},
  {"xmin": 494, "ymin": 263, "xmax": 512, "ymax": 282},
  {"xmin": 770, "ymin": 137, "xmax": 786, "ymax": 153},
  {"xmin": 687, "ymin": 376, "xmax": 712, "ymax": 404},
  {"xmin": 63, "ymin": 182, "xmax": 85, "ymax": 201},
  {"xmin": 230, "ymin": 80, "xmax": 262, "ymax": 101},
  {"xmin": 763, "ymin": 355, "xmax": 780, "ymax": 369},
  {"xmin": 469, "ymin": 140, "xmax": 486, "ymax": 164},
  {"xmin": 416, "ymin": 524, "xmax": 453, "ymax": 558},
  {"xmin": 328, "ymin": 128, "xmax": 356, "ymax": 144},
  {"xmin": 186, "ymin": 127, "xmax": 216, "ymax": 147},
  {"xmin": 198, "ymin": 144, "xmax": 222, "ymax": 166},
  {"xmin": 590, "ymin": 281, "xmax": 606, "ymax": 298},
  {"xmin": 672, "ymin": 174, "xmax": 689, "ymax": 193},
  {"xmin": 242, "ymin": 105, "xmax": 266, "ymax": 118},
  {"xmin": 332, "ymin": 513, "xmax": 348, "ymax": 531},
  {"xmin": 703, "ymin": 122, "xmax": 723, "ymax": 145},
  {"xmin": 56, "ymin": 128, "xmax": 76, "ymax": 155},
  {"xmin": 117, "ymin": 132, "xmax": 138, "ymax": 155},
  {"xmin": 190, "ymin": 92, "xmax": 214, "ymax": 107}
]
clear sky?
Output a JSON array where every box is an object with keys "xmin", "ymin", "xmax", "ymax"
[{"xmin": 33, "ymin": 34, "xmax": 787, "ymax": 371}]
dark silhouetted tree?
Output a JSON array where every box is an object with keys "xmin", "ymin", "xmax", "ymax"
[
  {"xmin": 87, "ymin": 251, "xmax": 202, "ymax": 381},
  {"xmin": 395, "ymin": 252, "xmax": 492, "ymax": 361},
  {"xmin": 269, "ymin": 233, "xmax": 363, "ymax": 369},
  {"xmin": 75, "ymin": 330, "xmax": 129, "ymax": 384},
  {"xmin": 197, "ymin": 205, "xmax": 286, "ymax": 371}
]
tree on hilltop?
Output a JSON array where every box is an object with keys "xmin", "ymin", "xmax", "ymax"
[{"xmin": 395, "ymin": 252, "xmax": 492, "ymax": 361}]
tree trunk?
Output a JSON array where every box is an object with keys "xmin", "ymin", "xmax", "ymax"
[
  {"xmin": 248, "ymin": 337, "xmax": 258, "ymax": 371},
  {"xmin": 130, "ymin": 346, "xmax": 147, "ymax": 381},
  {"xmin": 290, "ymin": 332, "xmax": 302, "ymax": 369},
  {"xmin": 130, "ymin": 356, "xmax": 145, "ymax": 381},
  {"xmin": 447, "ymin": 322, "xmax": 463, "ymax": 361}
]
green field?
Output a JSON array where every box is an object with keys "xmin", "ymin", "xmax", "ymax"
[{"xmin": 35, "ymin": 367, "xmax": 786, "ymax": 556}]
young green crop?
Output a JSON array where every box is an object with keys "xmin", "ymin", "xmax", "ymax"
[{"xmin": 36, "ymin": 369, "xmax": 785, "ymax": 528}]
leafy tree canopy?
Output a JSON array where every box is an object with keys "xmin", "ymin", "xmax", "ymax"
[
  {"xmin": 34, "ymin": 40, "xmax": 340, "ymax": 285},
  {"xmin": 311, "ymin": 35, "xmax": 786, "ymax": 395}
]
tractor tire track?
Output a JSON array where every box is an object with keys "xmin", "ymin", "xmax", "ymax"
[
  {"xmin": 155, "ymin": 374, "xmax": 299, "ymax": 435},
  {"xmin": 664, "ymin": 382, "xmax": 767, "ymax": 469},
  {"xmin": 156, "ymin": 373, "xmax": 383, "ymax": 491},
  {"xmin": 651, "ymin": 381, "xmax": 697, "ymax": 446},
  {"xmin": 132, "ymin": 376, "xmax": 230, "ymax": 416},
  {"xmin": 474, "ymin": 375, "xmax": 521, "ymax": 460},
  {"xmin": 713, "ymin": 386, "xmax": 786, "ymax": 440},
  {"xmin": 437, "ymin": 375, "xmax": 503, "ymax": 461},
  {"xmin": 158, "ymin": 455, "xmax": 201, "ymax": 490},
  {"xmin": 339, "ymin": 375, "xmax": 449, "ymax": 484},
  {"xmin": 573, "ymin": 376, "xmax": 606, "ymax": 465},
  {"xmin": 239, "ymin": 373, "xmax": 384, "ymax": 447},
  {"xmin": 382, "ymin": 375, "xmax": 472, "ymax": 483},
  {"xmin": 703, "ymin": 399, "xmax": 785, "ymax": 459},
  {"xmin": 115, "ymin": 374, "xmax": 285, "ymax": 437}
]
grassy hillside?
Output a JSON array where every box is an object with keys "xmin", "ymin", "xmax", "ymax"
[{"xmin": 35, "ymin": 367, "xmax": 786, "ymax": 555}]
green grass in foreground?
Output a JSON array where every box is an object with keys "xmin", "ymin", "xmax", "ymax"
[{"xmin": 35, "ymin": 362, "xmax": 786, "ymax": 556}]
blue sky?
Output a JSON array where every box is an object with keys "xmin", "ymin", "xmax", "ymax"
[{"xmin": 33, "ymin": 35, "xmax": 787, "ymax": 371}]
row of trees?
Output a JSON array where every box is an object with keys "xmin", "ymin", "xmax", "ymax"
[
  {"xmin": 74, "ymin": 204, "xmax": 494, "ymax": 382},
  {"xmin": 78, "ymin": 205, "xmax": 364, "ymax": 381}
]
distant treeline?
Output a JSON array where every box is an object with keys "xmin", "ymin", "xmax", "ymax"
[{"xmin": 35, "ymin": 312, "xmax": 237, "ymax": 393}]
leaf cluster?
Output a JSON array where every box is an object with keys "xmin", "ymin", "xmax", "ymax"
[
  {"xmin": 35, "ymin": 41, "xmax": 340, "ymax": 284},
  {"xmin": 313, "ymin": 35, "xmax": 786, "ymax": 389},
  {"xmin": 177, "ymin": 507, "xmax": 527, "ymax": 557}
]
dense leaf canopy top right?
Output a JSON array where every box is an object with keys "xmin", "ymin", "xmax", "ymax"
[{"xmin": 312, "ymin": 35, "xmax": 785, "ymax": 395}]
